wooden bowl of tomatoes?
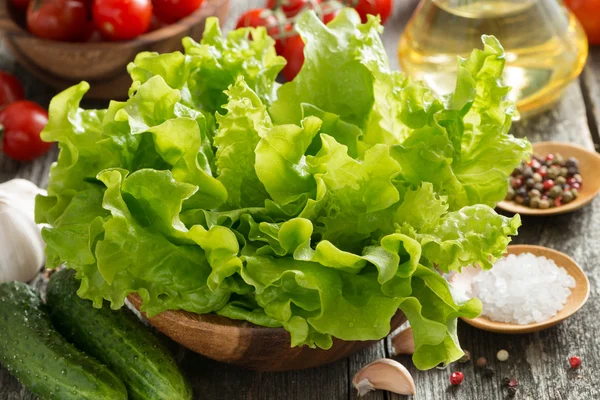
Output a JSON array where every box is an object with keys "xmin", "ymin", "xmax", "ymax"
[{"xmin": 0, "ymin": 0, "xmax": 230, "ymax": 99}]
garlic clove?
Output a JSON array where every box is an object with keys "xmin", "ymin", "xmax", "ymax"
[
  {"xmin": 352, "ymin": 358, "xmax": 416, "ymax": 397},
  {"xmin": 392, "ymin": 326, "xmax": 415, "ymax": 356},
  {"xmin": 0, "ymin": 179, "xmax": 47, "ymax": 283}
]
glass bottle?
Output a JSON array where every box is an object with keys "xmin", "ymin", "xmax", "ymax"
[{"xmin": 398, "ymin": 0, "xmax": 588, "ymax": 118}]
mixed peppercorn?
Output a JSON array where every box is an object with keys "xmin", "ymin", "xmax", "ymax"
[
  {"xmin": 450, "ymin": 350, "xmax": 582, "ymax": 395},
  {"xmin": 507, "ymin": 153, "xmax": 582, "ymax": 209}
]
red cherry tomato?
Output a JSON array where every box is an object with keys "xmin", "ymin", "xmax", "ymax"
[
  {"xmin": 0, "ymin": 72, "xmax": 24, "ymax": 109},
  {"xmin": 321, "ymin": 0, "xmax": 342, "ymax": 24},
  {"xmin": 92, "ymin": 0, "xmax": 152, "ymax": 41},
  {"xmin": 266, "ymin": 0, "xmax": 311, "ymax": 17},
  {"xmin": 153, "ymin": 0, "xmax": 203, "ymax": 23},
  {"xmin": 281, "ymin": 34, "xmax": 304, "ymax": 81},
  {"xmin": 235, "ymin": 8, "xmax": 277, "ymax": 30},
  {"xmin": 564, "ymin": 0, "xmax": 600, "ymax": 44},
  {"xmin": 9, "ymin": 0, "xmax": 31, "ymax": 11},
  {"xmin": 26, "ymin": 0, "xmax": 88, "ymax": 41},
  {"xmin": 351, "ymin": 0, "xmax": 392, "ymax": 24},
  {"xmin": 0, "ymin": 101, "xmax": 50, "ymax": 161},
  {"xmin": 272, "ymin": 22, "xmax": 293, "ymax": 55}
]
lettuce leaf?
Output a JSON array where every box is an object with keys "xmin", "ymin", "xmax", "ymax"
[
  {"xmin": 37, "ymin": 9, "xmax": 529, "ymax": 370},
  {"xmin": 214, "ymin": 77, "xmax": 272, "ymax": 209}
]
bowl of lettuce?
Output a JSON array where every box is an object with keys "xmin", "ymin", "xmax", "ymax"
[{"xmin": 35, "ymin": 9, "xmax": 531, "ymax": 372}]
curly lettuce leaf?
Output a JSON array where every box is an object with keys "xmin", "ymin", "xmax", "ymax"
[
  {"xmin": 270, "ymin": 10, "xmax": 380, "ymax": 128},
  {"xmin": 401, "ymin": 265, "xmax": 481, "ymax": 369},
  {"xmin": 183, "ymin": 19, "xmax": 285, "ymax": 112},
  {"xmin": 254, "ymin": 116, "xmax": 321, "ymax": 204},
  {"xmin": 214, "ymin": 77, "xmax": 272, "ymax": 209},
  {"xmin": 35, "ymin": 83, "xmax": 110, "ymax": 225},
  {"xmin": 391, "ymin": 37, "xmax": 530, "ymax": 209},
  {"xmin": 302, "ymin": 135, "xmax": 401, "ymax": 251}
]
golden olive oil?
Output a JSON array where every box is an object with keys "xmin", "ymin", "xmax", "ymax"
[{"xmin": 398, "ymin": 0, "xmax": 588, "ymax": 117}]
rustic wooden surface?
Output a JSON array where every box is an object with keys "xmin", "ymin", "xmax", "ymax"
[{"xmin": 1, "ymin": 1, "xmax": 600, "ymax": 399}]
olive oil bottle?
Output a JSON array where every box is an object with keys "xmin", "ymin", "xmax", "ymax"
[{"xmin": 398, "ymin": 0, "xmax": 588, "ymax": 117}]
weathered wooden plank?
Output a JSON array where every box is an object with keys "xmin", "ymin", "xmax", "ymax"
[{"xmin": 580, "ymin": 47, "xmax": 600, "ymax": 151}]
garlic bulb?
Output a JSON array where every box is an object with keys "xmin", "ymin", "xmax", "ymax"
[{"xmin": 0, "ymin": 179, "xmax": 47, "ymax": 283}]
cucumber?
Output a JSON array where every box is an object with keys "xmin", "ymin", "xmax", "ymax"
[
  {"xmin": 0, "ymin": 281, "xmax": 127, "ymax": 400},
  {"xmin": 47, "ymin": 268, "xmax": 193, "ymax": 400}
]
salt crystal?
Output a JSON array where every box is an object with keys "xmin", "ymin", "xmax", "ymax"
[{"xmin": 452, "ymin": 252, "xmax": 576, "ymax": 325}]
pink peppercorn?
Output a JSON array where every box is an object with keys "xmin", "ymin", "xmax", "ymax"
[
  {"xmin": 569, "ymin": 356, "xmax": 581, "ymax": 369},
  {"xmin": 543, "ymin": 179, "xmax": 555, "ymax": 191},
  {"xmin": 450, "ymin": 371, "xmax": 464, "ymax": 385}
]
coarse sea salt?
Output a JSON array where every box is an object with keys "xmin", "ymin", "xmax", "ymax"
[{"xmin": 451, "ymin": 252, "xmax": 576, "ymax": 325}]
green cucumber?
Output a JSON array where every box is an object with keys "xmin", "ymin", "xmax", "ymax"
[
  {"xmin": 0, "ymin": 281, "xmax": 127, "ymax": 400},
  {"xmin": 47, "ymin": 268, "xmax": 193, "ymax": 400}
]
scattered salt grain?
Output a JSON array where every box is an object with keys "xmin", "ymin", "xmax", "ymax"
[{"xmin": 453, "ymin": 253, "xmax": 576, "ymax": 325}]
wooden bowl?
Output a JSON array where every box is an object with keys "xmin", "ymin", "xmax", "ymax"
[
  {"xmin": 128, "ymin": 294, "xmax": 407, "ymax": 371},
  {"xmin": 0, "ymin": 0, "xmax": 230, "ymax": 100},
  {"xmin": 498, "ymin": 141, "xmax": 600, "ymax": 216},
  {"xmin": 455, "ymin": 245, "xmax": 590, "ymax": 334}
]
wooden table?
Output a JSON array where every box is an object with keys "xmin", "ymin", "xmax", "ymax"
[{"xmin": 2, "ymin": 1, "xmax": 600, "ymax": 399}]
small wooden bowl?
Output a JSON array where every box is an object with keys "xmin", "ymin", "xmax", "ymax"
[
  {"xmin": 498, "ymin": 142, "xmax": 600, "ymax": 215},
  {"xmin": 456, "ymin": 245, "xmax": 590, "ymax": 334},
  {"xmin": 128, "ymin": 294, "xmax": 407, "ymax": 371},
  {"xmin": 0, "ymin": 0, "xmax": 230, "ymax": 99}
]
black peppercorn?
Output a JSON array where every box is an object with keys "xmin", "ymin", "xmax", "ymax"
[
  {"xmin": 565, "ymin": 157, "xmax": 579, "ymax": 168},
  {"xmin": 568, "ymin": 166, "xmax": 578, "ymax": 176},
  {"xmin": 483, "ymin": 367, "xmax": 495, "ymax": 377},
  {"xmin": 507, "ymin": 386, "xmax": 518, "ymax": 397},
  {"xmin": 476, "ymin": 357, "xmax": 487, "ymax": 368},
  {"xmin": 525, "ymin": 178, "xmax": 535, "ymax": 188}
]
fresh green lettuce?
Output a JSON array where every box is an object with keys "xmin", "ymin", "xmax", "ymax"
[{"xmin": 36, "ymin": 10, "xmax": 530, "ymax": 370}]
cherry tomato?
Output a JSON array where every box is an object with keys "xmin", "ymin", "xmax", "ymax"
[
  {"xmin": 9, "ymin": 0, "xmax": 31, "ymax": 11},
  {"xmin": 565, "ymin": 0, "xmax": 600, "ymax": 44},
  {"xmin": 26, "ymin": 0, "xmax": 88, "ymax": 41},
  {"xmin": 93, "ymin": 0, "xmax": 152, "ymax": 41},
  {"xmin": 266, "ymin": 0, "xmax": 311, "ymax": 17},
  {"xmin": 272, "ymin": 22, "xmax": 293, "ymax": 55},
  {"xmin": 153, "ymin": 0, "xmax": 203, "ymax": 23},
  {"xmin": 0, "ymin": 72, "xmax": 24, "ymax": 109},
  {"xmin": 281, "ymin": 34, "xmax": 304, "ymax": 81},
  {"xmin": 0, "ymin": 101, "xmax": 50, "ymax": 161},
  {"xmin": 351, "ymin": 0, "xmax": 392, "ymax": 24},
  {"xmin": 235, "ymin": 8, "xmax": 277, "ymax": 30},
  {"xmin": 321, "ymin": 0, "xmax": 342, "ymax": 24}
]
